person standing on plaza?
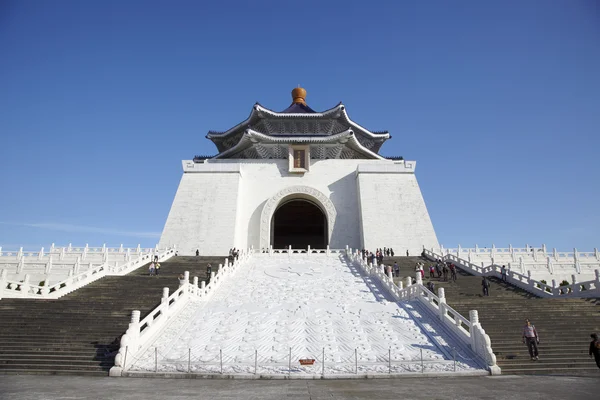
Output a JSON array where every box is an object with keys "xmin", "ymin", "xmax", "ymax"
[
  {"xmin": 206, "ymin": 263, "xmax": 212, "ymax": 283},
  {"xmin": 148, "ymin": 261, "xmax": 155, "ymax": 276},
  {"xmin": 522, "ymin": 319, "xmax": 540, "ymax": 360},
  {"xmin": 449, "ymin": 263, "xmax": 457, "ymax": 282},
  {"xmin": 393, "ymin": 262, "xmax": 399, "ymax": 278},
  {"xmin": 589, "ymin": 333, "xmax": 600, "ymax": 370},
  {"xmin": 501, "ymin": 265, "xmax": 507, "ymax": 283},
  {"xmin": 481, "ymin": 276, "xmax": 490, "ymax": 296}
]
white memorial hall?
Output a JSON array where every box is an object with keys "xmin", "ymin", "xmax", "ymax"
[{"xmin": 159, "ymin": 88, "xmax": 439, "ymax": 255}]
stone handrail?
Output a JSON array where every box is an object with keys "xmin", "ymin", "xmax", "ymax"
[
  {"xmin": 109, "ymin": 249, "xmax": 252, "ymax": 377},
  {"xmin": 347, "ymin": 249, "xmax": 500, "ymax": 375},
  {"xmin": 423, "ymin": 249, "xmax": 600, "ymax": 298},
  {"xmin": 0, "ymin": 248, "xmax": 177, "ymax": 300},
  {"xmin": 254, "ymin": 245, "xmax": 343, "ymax": 255},
  {"xmin": 0, "ymin": 244, "xmax": 156, "ymax": 260}
]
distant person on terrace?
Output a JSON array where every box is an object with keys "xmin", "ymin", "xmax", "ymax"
[{"xmin": 589, "ymin": 333, "xmax": 600, "ymax": 369}]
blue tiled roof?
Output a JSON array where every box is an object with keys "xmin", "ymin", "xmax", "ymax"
[{"xmin": 279, "ymin": 102, "xmax": 316, "ymax": 114}]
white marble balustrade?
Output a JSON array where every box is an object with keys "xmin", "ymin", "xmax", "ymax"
[
  {"xmin": 423, "ymin": 248, "xmax": 600, "ymax": 299},
  {"xmin": 348, "ymin": 249, "xmax": 499, "ymax": 375},
  {"xmin": 110, "ymin": 249, "xmax": 252, "ymax": 377}
]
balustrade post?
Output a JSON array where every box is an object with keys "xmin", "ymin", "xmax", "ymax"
[
  {"xmin": 326, "ymin": 245, "xmax": 330, "ymax": 256},
  {"xmin": 457, "ymin": 244, "xmax": 461, "ymax": 256},
  {"xmin": 38, "ymin": 247, "xmax": 44, "ymax": 260},
  {"xmin": 74, "ymin": 257, "xmax": 81, "ymax": 275},
  {"xmin": 129, "ymin": 310, "xmax": 141, "ymax": 352},
  {"xmin": 17, "ymin": 257, "xmax": 24, "ymax": 274},
  {"xmin": 45, "ymin": 256, "xmax": 53, "ymax": 274},
  {"xmin": 307, "ymin": 245, "xmax": 311, "ymax": 256},
  {"xmin": 542, "ymin": 244, "xmax": 547, "ymax": 254},
  {"xmin": 192, "ymin": 277, "xmax": 199, "ymax": 295},
  {"xmin": 398, "ymin": 281, "xmax": 403, "ymax": 290},
  {"xmin": 66, "ymin": 269, "xmax": 74, "ymax": 286},
  {"xmin": 161, "ymin": 287, "xmax": 170, "ymax": 311},
  {"xmin": 405, "ymin": 276, "xmax": 412, "ymax": 288},
  {"xmin": 0, "ymin": 269, "xmax": 7, "ymax": 296},
  {"xmin": 42, "ymin": 276, "xmax": 51, "ymax": 296},
  {"xmin": 469, "ymin": 310, "xmax": 479, "ymax": 350},
  {"xmin": 595, "ymin": 269, "xmax": 600, "ymax": 283},
  {"xmin": 18, "ymin": 247, "xmax": 23, "ymax": 259},
  {"xmin": 0, "ymin": 246, "xmax": 2, "ymax": 256},
  {"xmin": 519, "ymin": 257, "xmax": 524, "ymax": 274},
  {"xmin": 415, "ymin": 272, "xmax": 423, "ymax": 286},
  {"xmin": 22, "ymin": 274, "xmax": 31, "ymax": 296},
  {"xmin": 437, "ymin": 288, "xmax": 446, "ymax": 320},
  {"xmin": 547, "ymin": 257, "xmax": 553, "ymax": 275},
  {"xmin": 595, "ymin": 248, "xmax": 599, "ymax": 261},
  {"xmin": 67, "ymin": 243, "xmax": 72, "ymax": 252},
  {"xmin": 119, "ymin": 244, "xmax": 124, "ymax": 253},
  {"xmin": 571, "ymin": 275, "xmax": 579, "ymax": 294}
]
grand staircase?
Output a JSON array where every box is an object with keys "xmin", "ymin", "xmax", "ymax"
[
  {"xmin": 385, "ymin": 256, "xmax": 600, "ymax": 376},
  {"xmin": 0, "ymin": 256, "xmax": 225, "ymax": 375}
]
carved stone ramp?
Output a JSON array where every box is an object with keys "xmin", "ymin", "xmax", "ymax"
[{"xmin": 0, "ymin": 256, "xmax": 225, "ymax": 376}]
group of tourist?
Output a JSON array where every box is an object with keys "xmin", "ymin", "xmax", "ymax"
[
  {"xmin": 228, "ymin": 248, "xmax": 240, "ymax": 262},
  {"xmin": 148, "ymin": 260, "xmax": 161, "ymax": 276},
  {"xmin": 360, "ymin": 247, "xmax": 395, "ymax": 266},
  {"xmin": 418, "ymin": 259, "xmax": 457, "ymax": 283}
]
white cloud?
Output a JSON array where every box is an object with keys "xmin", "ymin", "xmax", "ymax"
[{"xmin": 0, "ymin": 221, "xmax": 161, "ymax": 239}]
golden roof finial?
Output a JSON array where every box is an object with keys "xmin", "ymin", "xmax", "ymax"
[{"xmin": 291, "ymin": 87, "xmax": 307, "ymax": 104}]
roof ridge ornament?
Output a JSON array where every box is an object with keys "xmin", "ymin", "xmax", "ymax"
[{"xmin": 291, "ymin": 87, "xmax": 307, "ymax": 104}]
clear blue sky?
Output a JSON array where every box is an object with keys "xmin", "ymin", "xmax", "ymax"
[{"xmin": 1, "ymin": 0, "xmax": 599, "ymax": 250}]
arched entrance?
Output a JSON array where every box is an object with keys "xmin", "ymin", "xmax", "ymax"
[
  {"xmin": 271, "ymin": 199, "xmax": 327, "ymax": 249},
  {"xmin": 259, "ymin": 185, "xmax": 337, "ymax": 250}
]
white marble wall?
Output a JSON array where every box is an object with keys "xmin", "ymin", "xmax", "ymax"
[
  {"xmin": 159, "ymin": 159, "xmax": 439, "ymax": 255},
  {"xmin": 356, "ymin": 163, "xmax": 439, "ymax": 255}
]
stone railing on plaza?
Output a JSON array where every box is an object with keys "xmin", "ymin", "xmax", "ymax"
[
  {"xmin": 252, "ymin": 245, "xmax": 343, "ymax": 256},
  {"xmin": 0, "ymin": 246, "xmax": 176, "ymax": 300},
  {"xmin": 347, "ymin": 249, "xmax": 500, "ymax": 375},
  {"xmin": 436, "ymin": 244, "xmax": 600, "ymax": 280},
  {"xmin": 110, "ymin": 248, "xmax": 252, "ymax": 377},
  {"xmin": 423, "ymin": 248, "xmax": 600, "ymax": 299}
]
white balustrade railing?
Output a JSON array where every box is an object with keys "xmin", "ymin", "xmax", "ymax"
[
  {"xmin": 110, "ymin": 249, "xmax": 252, "ymax": 377},
  {"xmin": 0, "ymin": 247, "xmax": 177, "ymax": 300},
  {"xmin": 436, "ymin": 245, "xmax": 600, "ymax": 281},
  {"xmin": 252, "ymin": 245, "xmax": 341, "ymax": 256},
  {"xmin": 347, "ymin": 249, "xmax": 499, "ymax": 375},
  {"xmin": 423, "ymin": 248, "xmax": 600, "ymax": 298}
]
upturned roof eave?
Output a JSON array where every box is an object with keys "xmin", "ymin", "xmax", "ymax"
[{"xmin": 211, "ymin": 129, "xmax": 384, "ymax": 160}]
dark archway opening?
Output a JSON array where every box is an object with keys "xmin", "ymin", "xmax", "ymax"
[{"xmin": 272, "ymin": 200, "xmax": 327, "ymax": 249}]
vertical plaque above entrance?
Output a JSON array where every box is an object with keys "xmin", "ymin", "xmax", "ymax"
[{"xmin": 260, "ymin": 186, "xmax": 337, "ymax": 250}]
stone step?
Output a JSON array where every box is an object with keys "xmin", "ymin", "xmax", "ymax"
[
  {"xmin": 0, "ymin": 363, "xmax": 109, "ymax": 371},
  {"xmin": 0, "ymin": 369, "xmax": 109, "ymax": 376}
]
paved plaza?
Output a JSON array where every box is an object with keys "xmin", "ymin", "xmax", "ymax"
[{"xmin": 0, "ymin": 375, "xmax": 598, "ymax": 400}]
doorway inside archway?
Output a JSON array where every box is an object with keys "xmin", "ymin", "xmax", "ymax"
[{"xmin": 272, "ymin": 199, "xmax": 327, "ymax": 249}]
